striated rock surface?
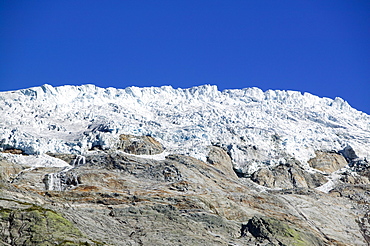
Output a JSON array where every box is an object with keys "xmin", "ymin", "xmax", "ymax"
[
  {"xmin": 0, "ymin": 84, "xmax": 369, "ymax": 245},
  {"xmin": 308, "ymin": 151, "xmax": 348, "ymax": 173},
  {"xmin": 250, "ymin": 161, "xmax": 328, "ymax": 189},
  {"xmin": 1, "ymin": 145, "xmax": 370, "ymax": 245}
]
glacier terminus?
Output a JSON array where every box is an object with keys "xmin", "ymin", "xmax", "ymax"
[{"xmin": 0, "ymin": 84, "xmax": 369, "ymax": 175}]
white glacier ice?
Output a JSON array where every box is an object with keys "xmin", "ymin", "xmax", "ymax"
[{"xmin": 0, "ymin": 84, "xmax": 369, "ymax": 175}]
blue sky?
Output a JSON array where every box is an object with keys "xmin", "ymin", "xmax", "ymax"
[{"xmin": 1, "ymin": 0, "xmax": 369, "ymax": 114}]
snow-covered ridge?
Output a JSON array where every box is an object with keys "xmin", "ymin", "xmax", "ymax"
[{"xmin": 0, "ymin": 84, "xmax": 369, "ymax": 174}]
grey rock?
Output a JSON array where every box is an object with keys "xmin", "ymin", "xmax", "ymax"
[
  {"xmin": 0, "ymin": 150, "xmax": 369, "ymax": 245},
  {"xmin": 251, "ymin": 161, "xmax": 327, "ymax": 189},
  {"xmin": 45, "ymin": 152, "xmax": 78, "ymax": 165},
  {"xmin": 340, "ymin": 173, "xmax": 370, "ymax": 185},
  {"xmin": 242, "ymin": 215, "xmax": 324, "ymax": 246},
  {"xmin": 340, "ymin": 145, "xmax": 359, "ymax": 161},
  {"xmin": 359, "ymin": 212, "xmax": 370, "ymax": 245}
]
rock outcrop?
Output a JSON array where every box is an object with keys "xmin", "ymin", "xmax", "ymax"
[
  {"xmin": 118, "ymin": 134, "xmax": 164, "ymax": 155},
  {"xmin": 207, "ymin": 146, "xmax": 238, "ymax": 178},
  {"xmin": 1, "ymin": 139, "xmax": 370, "ymax": 245},
  {"xmin": 0, "ymin": 199, "xmax": 98, "ymax": 245},
  {"xmin": 308, "ymin": 151, "xmax": 348, "ymax": 173},
  {"xmin": 251, "ymin": 160, "xmax": 328, "ymax": 189},
  {"xmin": 241, "ymin": 216, "xmax": 323, "ymax": 245}
]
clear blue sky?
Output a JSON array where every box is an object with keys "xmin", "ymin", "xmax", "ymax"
[{"xmin": 1, "ymin": 0, "xmax": 369, "ymax": 114}]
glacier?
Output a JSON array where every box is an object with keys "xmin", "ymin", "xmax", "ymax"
[{"xmin": 0, "ymin": 84, "xmax": 369, "ymax": 176}]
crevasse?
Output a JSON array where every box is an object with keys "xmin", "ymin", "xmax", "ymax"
[{"xmin": 0, "ymin": 84, "xmax": 369, "ymax": 174}]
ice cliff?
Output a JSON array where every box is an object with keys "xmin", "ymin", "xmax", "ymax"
[{"xmin": 0, "ymin": 84, "xmax": 369, "ymax": 175}]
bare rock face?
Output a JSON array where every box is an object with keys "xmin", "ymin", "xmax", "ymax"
[
  {"xmin": 359, "ymin": 212, "xmax": 370, "ymax": 244},
  {"xmin": 45, "ymin": 153, "xmax": 79, "ymax": 165},
  {"xmin": 207, "ymin": 146, "xmax": 238, "ymax": 178},
  {"xmin": 340, "ymin": 172, "xmax": 370, "ymax": 185},
  {"xmin": 251, "ymin": 160, "xmax": 328, "ymax": 189},
  {"xmin": 207, "ymin": 146, "xmax": 231, "ymax": 165},
  {"xmin": 117, "ymin": 134, "xmax": 164, "ymax": 155},
  {"xmin": 1, "ymin": 141, "xmax": 369, "ymax": 245},
  {"xmin": 0, "ymin": 158, "xmax": 24, "ymax": 182},
  {"xmin": 308, "ymin": 151, "xmax": 348, "ymax": 173},
  {"xmin": 350, "ymin": 159, "xmax": 370, "ymax": 178},
  {"xmin": 241, "ymin": 216, "xmax": 323, "ymax": 246},
  {"xmin": 0, "ymin": 200, "xmax": 98, "ymax": 245},
  {"xmin": 340, "ymin": 145, "xmax": 359, "ymax": 161}
]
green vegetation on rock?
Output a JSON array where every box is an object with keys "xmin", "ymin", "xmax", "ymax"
[
  {"xmin": 0, "ymin": 201, "xmax": 103, "ymax": 246},
  {"xmin": 244, "ymin": 216, "xmax": 323, "ymax": 246}
]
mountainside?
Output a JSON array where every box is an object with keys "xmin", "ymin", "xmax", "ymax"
[{"xmin": 1, "ymin": 84, "xmax": 369, "ymax": 245}]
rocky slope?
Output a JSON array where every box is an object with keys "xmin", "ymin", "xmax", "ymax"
[{"xmin": 0, "ymin": 84, "xmax": 369, "ymax": 245}]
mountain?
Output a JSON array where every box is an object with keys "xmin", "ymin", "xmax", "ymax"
[{"xmin": 0, "ymin": 84, "xmax": 369, "ymax": 245}]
